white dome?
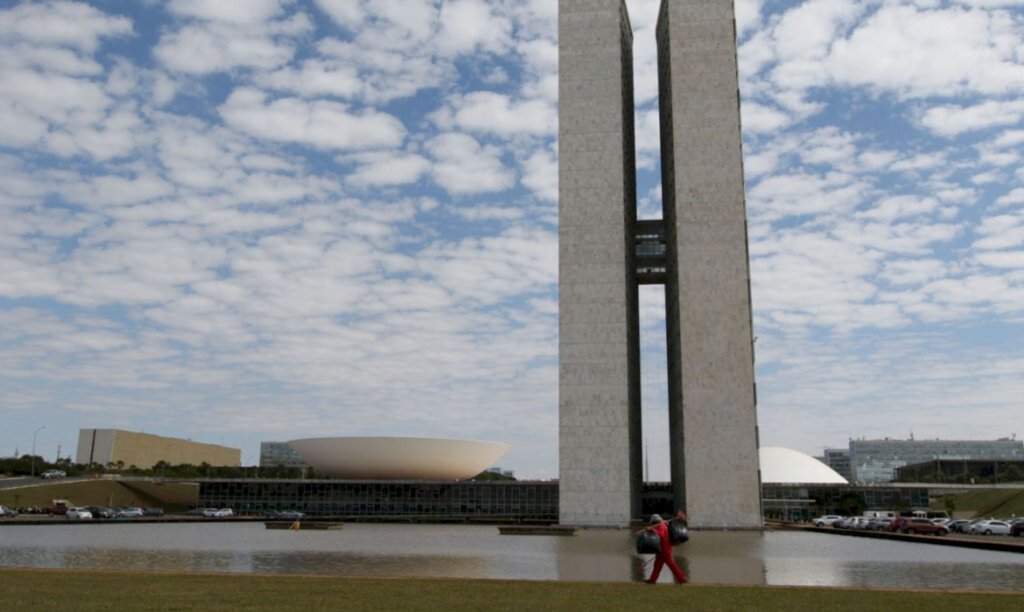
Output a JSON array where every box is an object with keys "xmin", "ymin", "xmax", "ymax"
[
  {"xmin": 759, "ymin": 447, "xmax": 848, "ymax": 484},
  {"xmin": 287, "ymin": 437, "xmax": 510, "ymax": 480}
]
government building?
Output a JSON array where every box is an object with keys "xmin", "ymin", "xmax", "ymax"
[{"xmin": 75, "ymin": 428, "xmax": 240, "ymax": 469}]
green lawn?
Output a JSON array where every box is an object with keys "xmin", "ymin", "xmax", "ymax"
[
  {"xmin": 934, "ymin": 488, "xmax": 1024, "ymax": 519},
  {"xmin": 2, "ymin": 569, "xmax": 1021, "ymax": 611}
]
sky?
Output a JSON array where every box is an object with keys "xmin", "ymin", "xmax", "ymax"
[{"xmin": 0, "ymin": 0, "xmax": 1022, "ymax": 480}]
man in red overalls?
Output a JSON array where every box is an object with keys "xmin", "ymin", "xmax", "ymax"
[{"xmin": 644, "ymin": 513, "xmax": 687, "ymax": 584}]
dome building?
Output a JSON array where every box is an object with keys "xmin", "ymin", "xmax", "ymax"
[{"xmin": 759, "ymin": 447, "xmax": 848, "ymax": 485}]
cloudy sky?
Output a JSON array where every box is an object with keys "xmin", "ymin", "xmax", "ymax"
[{"xmin": 1, "ymin": 0, "xmax": 1021, "ymax": 479}]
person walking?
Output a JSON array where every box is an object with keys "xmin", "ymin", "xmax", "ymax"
[{"xmin": 642, "ymin": 514, "xmax": 687, "ymax": 584}]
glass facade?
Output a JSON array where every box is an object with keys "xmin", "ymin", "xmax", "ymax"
[
  {"xmin": 762, "ymin": 485, "xmax": 930, "ymax": 521},
  {"xmin": 259, "ymin": 442, "xmax": 309, "ymax": 468},
  {"xmin": 822, "ymin": 448, "xmax": 852, "ymax": 481},
  {"xmin": 199, "ymin": 480, "xmax": 559, "ymax": 522},
  {"xmin": 850, "ymin": 439, "xmax": 1024, "ymax": 483},
  {"xmin": 635, "ymin": 219, "xmax": 666, "ymax": 284},
  {"xmin": 197, "ymin": 479, "xmax": 932, "ymax": 524}
]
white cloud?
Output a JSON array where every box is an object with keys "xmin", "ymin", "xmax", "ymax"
[
  {"xmin": 346, "ymin": 152, "xmax": 431, "ymax": 187},
  {"xmin": 828, "ymin": 5, "xmax": 1024, "ymax": 99},
  {"xmin": 741, "ymin": 101, "xmax": 792, "ymax": 133},
  {"xmin": 436, "ymin": 0, "xmax": 512, "ymax": 57},
  {"xmin": 427, "ymin": 132, "xmax": 515, "ymax": 195},
  {"xmin": 447, "ymin": 91, "xmax": 556, "ymax": 137},
  {"xmin": 920, "ymin": 99, "xmax": 1024, "ymax": 137},
  {"xmin": 154, "ymin": 22, "xmax": 302, "ymax": 74},
  {"xmin": 995, "ymin": 188, "xmax": 1024, "ymax": 208},
  {"xmin": 0, "ymin": 1, "xmax": 132, "ymax": 52},
  {"xmin": 520, "ymin": 147, "xmax": 557, "ymax": 202},
  {"xmin": 166, "ymin": 0, "xmax": 290, "ymax": 25},
  {"xmin": 219, "ymin": 88, "xmax": 406, "ymax": 150},
  {"xmin": 255, "ymin": 60, "xmax": 362, "ymax": 99}
]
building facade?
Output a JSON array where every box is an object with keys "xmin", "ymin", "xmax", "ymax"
[
  {"xmin": 558, "ymin": 0, "xmax": 760, "ymax": 528},
  {"xmin": 821, "ymin": 448, "xmax": 852, "ymax": 482},
  {"xmin": 259, "ymin": 442, "xmax": 310, "ymax": 469},
  {"xmin": 75, "ymin": 429, "xmax": 240, "ymax": 469},
  {"xmin": 850, "ymin": 438, "xmax": 1024, "ymax": 483},
  {"xmin": 199, "ymin": 479, "xmax": 559, "ymax": 522},
  {"xmin": 894, "ymin": 458, "xmax": 1024, "ymax": 484}
]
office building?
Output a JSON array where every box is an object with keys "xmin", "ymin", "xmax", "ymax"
[
  {"xmin": 75, "ymin": 429, "xmax": 240, "ymax": 469},
  {"xmin": 850, "ymin": 438, "xmax": 1024, "ymax": 483},
  {"xmin": 558, "ymin": 0, "xmax": 760, "ymax": 528}
]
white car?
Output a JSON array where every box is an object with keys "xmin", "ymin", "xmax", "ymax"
[
  {"xmin": 849, "ymin": 517, "xmax": 874, "ymax": 529},
  {"xmin": 117, "ymin": 507, "xmax": 144, "ymax": 518},
  {"xmin": 66, "ymin": 507, "xmax": 93, "ymax": 520},
  {"xmin": 812, "ymin": 515, "xmax": 844, "ymax": 527},
  {"xmin": 0, "ymin": 505, "xmax": 18, "ymax": 517},
  {"xmin": 40, "ymin": 470, "xmax": 66, "ymax": 479},
  {"xmin": 973, "ymin": 520, "xmax": 1011, "ymax": 535},
  {"xmin": 203, "ymin": 508, "xmax": 234, "ymax": 518}
]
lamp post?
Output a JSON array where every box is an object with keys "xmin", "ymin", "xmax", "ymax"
[{"xmin": 31, "ymin": 426, "xmax": 46, "ymax": 478}]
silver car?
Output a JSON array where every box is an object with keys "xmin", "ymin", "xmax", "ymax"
[{"xmin": 66, "ymin": 507, "xmax": 93, "ymax": 520}]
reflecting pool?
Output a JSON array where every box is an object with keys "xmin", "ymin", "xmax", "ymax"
[{"xmin": 1, "ymin": 524, "xmax": 1022, "ymax": 590}]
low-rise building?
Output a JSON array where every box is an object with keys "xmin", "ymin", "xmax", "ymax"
[
  {"xmin": 850, "ymin": 437, "xmax": 1024, "ymax": 483},
  {"xmin": 76, "ymin": 429, "xmax": 240, "ymax": 469}
]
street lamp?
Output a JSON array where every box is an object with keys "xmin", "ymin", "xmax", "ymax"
[{"xmin": 31, "ymin": 426, "xmax": 46, "ymax": 478}]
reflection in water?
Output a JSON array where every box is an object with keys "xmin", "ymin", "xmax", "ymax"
[{"xmin": 0, "ymin": 524, "xmax": 1022, "ymax": 591}]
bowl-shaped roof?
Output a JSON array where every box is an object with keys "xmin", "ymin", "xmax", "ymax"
[
  {"xmin": 287, "ymin": 437, "xmax": 511, "ymax": 480},
  {"xmin": 759, "ymin": 446, "xmax": 848, "ymax": 484}
]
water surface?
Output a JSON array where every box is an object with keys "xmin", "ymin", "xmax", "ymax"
[{"xmin": 1, "ymin": 524, "xmax": 1022, "ymax": 590}]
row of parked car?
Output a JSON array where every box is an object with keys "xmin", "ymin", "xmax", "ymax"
[
  {"xmin": 813, "ymin": 514, "xmax": 1024, "ymax": 537},
  {"xmin": 66, "ymin": 506, "xmax": 166, "ymax": 520},
  {"xmin": 946, "ymin": 518, "xmax": 1024, "ymax": 536}
]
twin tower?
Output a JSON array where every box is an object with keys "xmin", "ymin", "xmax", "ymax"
[{"xmin": 558, "ymin": 0, "xmax": 761, "ymax": 528}]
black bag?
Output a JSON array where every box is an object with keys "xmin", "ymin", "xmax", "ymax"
[
  {"xmin": 635, "ymin": 529, "xmax": 662, "ymax": 554},
  {"xmin": 668, "ymin": 520, "xmax": 689, "ymax": 544}
]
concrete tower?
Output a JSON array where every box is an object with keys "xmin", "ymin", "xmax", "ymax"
[
  {"xmin": 558, "ymin": 0, "xmax": 642, "ymax": 527},
  {"xmin": 559, "ymin": 0, "xmax": 761, "ymax": 528}
]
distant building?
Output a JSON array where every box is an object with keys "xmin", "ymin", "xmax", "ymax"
[
  {"xmin": 849, "ymin": 438, "xmax": 1024, "ymax": 483},
  {"xmin": 259, "ymin": 442, "xmax": 308, "ymax": 468},
  {"xmin": 821, "ymin": 448, "xmax": 852, "ymax": 482},
  {"xmin": 75, "ymin": 429, "xmax": 240, "ymax": 469},
  {"xmin": 894, "ymin": 458, "xmax": 1024, "ymax": 484}
]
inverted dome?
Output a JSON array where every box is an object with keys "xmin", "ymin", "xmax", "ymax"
[
  {"xmin": 759, "ymin": 447, "xmax": 848, "ymax": 484},
  {"xmin": 287, "ymin": 437, "xmax": 511, "ymax": 480}
]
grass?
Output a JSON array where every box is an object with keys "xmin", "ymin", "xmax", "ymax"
[
  {"xmin": 0, "ymin": 479, "xmax": 198, "ymax": 511},
  {"xmin": 933, "ymin": 488, "xmax": 1024, "ymax": 519},
  {"xmin": 1, "ymin": 569, "xmax": 1022, "ymax": 611}
]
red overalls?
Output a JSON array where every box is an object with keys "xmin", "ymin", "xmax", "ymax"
[{"xmin": 646, "ymin": 521, "xmax": 687, "ymax": 583}]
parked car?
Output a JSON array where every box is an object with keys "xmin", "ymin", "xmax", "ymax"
[
  {"xmin": 1010, "ymin": 519, "xmax": 1024, "ymax": 537},
  {"xmin": 40, "ymin": 469, "xmax": 66, "ymax": 479},
  {"xmin": 187, "ymin": 507, "xmax": 209, "ymax": 516},
  {"xmin": 0, "ymin": 505, "xmax": 18, "ymax": 517},
  {"xmin": 65, "ymin": 507, "xmax": 93, "ymax": 520},
  {"xmin": 270, "ymin": 510, "xmax": 305, "ymax": 520},
  {"xmin": 46, "ymin": 499, "xmax": 71, "ymax": 515},
  {"xmin": 143, "ymin": 507, "xmax": 165, "ymax": 517},
  {"xmin": 854, "ymin": 517, "xmax": 875, "ymax": 529},
  {"xmin": 961, "ymin": 519, "xmax": 982, "ymax": 534},
  {"xmin": 946, "ymin": 519, "xmax": 969, "ymax": 533},
  {"xmin": 812, "ymin": 515, "xmax": 844, "ymax": 527},
  {"xmin": 117, "ymin": 507, "xmax": 144, "ymax": 518},
  {"xmin": 202, "ymin": 508, "xmax": 234, "ymax": 518},
  {"xmin": 868, "ymin": 517, "xmax": 893, "ymax": 531},
  {"xmin": 898, "ymin": 517, "xmax": 949, "ymax": 535},
  {"xmin": 972, "ymin": 520, "xmax": 1011, "ymax": 536}
]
